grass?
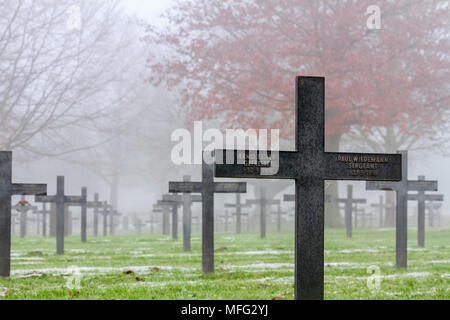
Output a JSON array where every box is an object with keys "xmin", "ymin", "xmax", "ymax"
[{"xmin": 0, "ymin": 228, "xmax": 449, "ymax": 300}]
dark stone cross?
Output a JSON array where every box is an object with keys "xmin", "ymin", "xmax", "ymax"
[
  {"xmin": 225, "ymin": 193, "xmax": 250, "ymax": 234},
  {"xmin": 66, "ymin": 187, "xmax": 88, "ymax": 242},
  {"xmin": 215, "ymin": 76, "xmax": 402, "ymax": 300},
  {"xmin": 407, "ymin": 176, "xmax": 443, "ymax": 247},
  {"xmin": 169, "ymin": 153, "xmax": 246, "ymax": 274},
  {"xmin": 35, "ymin": 176, "xmax": 84, "ymax": 255},
  {"xmin": 0, "ymin": 151, "xmax": 47, "ymax": 277},
  {"xmin": 12, "ymin": 196, "xmax": 37, "ymax": 238},
  {"xmin": 246, "ymin": 187, "xmax": 280, "ymax": 238},
  {"xmin": 366, "ymin": 152, "xmax": 437, "ymax": 268},
  {"xmin": 86, "ymin": 193, "xmax": 102, "ymax": 237},
  {"xmin": 335, "ymin": 185, "xmax": 366, "ymax": 238},
  {"xmin": 167, "ymin": 175, "xmax": 204, "ymax": 250},
  {"xmin": 370, "ymin": 195, "xmax": 393, "ymax": 228},
  {"xmin": 271, "ymin": 203, "xmax": 287, "ymax": 233},
  {"xmin": 159, "ymin": 192, "xmax": 202, "ymax": 251}
]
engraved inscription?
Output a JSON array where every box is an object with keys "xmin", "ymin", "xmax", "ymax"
[{"xmin": 337, "ymin": 155, "xmax": 391, "ymax": 177}]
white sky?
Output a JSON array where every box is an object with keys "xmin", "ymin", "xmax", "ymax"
[{"xmin": 120, "ymin": 0, "xmax": 174, "ymax": 20}]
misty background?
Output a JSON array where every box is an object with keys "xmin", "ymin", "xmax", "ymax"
[{"xmin": 2, "ymin": 0, "xmax": 449, "ymax": 228}]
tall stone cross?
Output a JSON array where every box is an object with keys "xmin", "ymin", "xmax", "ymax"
[
  {"xmin": 407, "ymin": 175, "xmax": 443, "ymax": 247},
  {"xmin": 225, "ymin": 193, "xmax": 250, "ymax": 234},
  {"xmin": 366, "ymin": 151, "xmax": 437, "ymax": 268},
  {"xmin": 35, "ymin": 176, "xmax": 84, "ymax": 254},
  {"xmin": 335, "ymin": 185, "xmax": 366, "ymax": 238},
  {"xmin": 159, "ymin": 193, "xmax": 202, "ymax": 251},
  {"xmin": 12, "ymin": 196, "xmax": 37, "ymax": 238},
  {"xmin": 169, "ymin": 153, "xmax": 246, "ymax": 274},
  {"xmin": 246, "ymin": 187, "xmax": 280, "ymax": 238},
  {"xmin": 271, "ymin": 203, "xmax": 287, "ymax": 233},
  {"xmin": 66, "ymin": 187, "xmax": 88, "ymax": 242},
  {"xmin": 0, "ymin": 151, "xmax": 47, "ymax": 277},
  {"xmin": 215, "ymin": 76, "xmax": 402, "ymax": 300},
  {"xmin": 370, "ymin": 195, "xmax": 393, "ymax": 228},
  {"xmin": 167, "ymin": 176, "xmax": 203, "ymax": 250},
  {"xmin": 86, "ymin": 193, "xmax": 102, "ymax": 237}
]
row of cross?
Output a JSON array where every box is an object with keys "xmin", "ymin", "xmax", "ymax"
[{"xmin": 0, "ymin": 77, "xmax": 446, "ymax": 300}]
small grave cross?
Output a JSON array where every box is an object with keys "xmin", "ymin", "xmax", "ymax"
[
  {"xmin": 246, "ymin": 187, "xmax": 280, "ymax": 238},
  {"xmin": 0, "ymin": 151, "xmax": 47, "ymax": 277},
  {"xmin": 335, "ymin": 185, "xmax": 367, "ymax": 238},
  {"xmin": 169, "ymin": 153, "xmax": 246, "ymax": 273},
  {"xmin": 225, "ymin": 193, "xmax": 250, "ymax": 234}
]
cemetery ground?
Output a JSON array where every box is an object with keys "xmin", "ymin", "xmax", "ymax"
[{"xmin": 0, "ymin": 229, "xmax": 449, "ymax": 300}]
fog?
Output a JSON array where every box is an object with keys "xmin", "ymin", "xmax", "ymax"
[{"xmin": 2, "ymin": 0, "xmax": 449, "ymax": 228}]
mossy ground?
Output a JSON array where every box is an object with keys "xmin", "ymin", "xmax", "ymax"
[{"xmin": 0, "ymin": 228, "xmax": 448, "ymax": 300}]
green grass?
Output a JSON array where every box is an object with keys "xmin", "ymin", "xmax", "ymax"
[{"xmin": 0, "ymin": 228, "xmax": 449, "ymax": 300}]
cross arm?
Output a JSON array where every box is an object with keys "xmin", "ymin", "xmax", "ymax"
[
  {"xmin": 213, "ymin": 182, "xmax": 246, "ymax": 193},
  {"xmin": 366, "ymin": 181, "xmax": 398, "ymax": 191},
  {"xmin": 12, "ymin": 184, "xmax": 47, "ymax": 196},
  {"xmin": 35, "ymin": 195, "xmax": 56, "ymax": 203},
  {"xmin": 169, "ymin": 182, "xmax": 202, "ymax": 193},
  {"xmin": 407, "ymin": 180, "xmax": 438, "ymax": 192}
]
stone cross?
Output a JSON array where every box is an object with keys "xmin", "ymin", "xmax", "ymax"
[
  {"xmin": 159, "ymin": 193, "xmax": 202, "ymax": 251},
  {"xmin": 0, "ymin": 151, "xmax": 47, "ymax": 277},
  {"xmin": 225, "ymin": 193, "xmax": 250, "ymax": 234},
  {"xmin": 407, "ymin": 176, "xmax": 443, "ymax": 247},
  {"xmin": 215, "ymin": 76, "xmax": 402, "ymax": 300},
  {"xmin": 335, "ymin": 185, "xmax": 366, "ymax": 238},
  {"xmin": 12, "ymin": 196, "xmax": 37, "ymax": 238},
  {"xmin": 271, "ymin": 203, "xmax": 287, "ymax": 233},
  {"xmin": 167, "ymin": 175, "xmax": 204, "ymax": 250},
  {"xmin": 169, "ymin": 153, "xmax": 246, "ymax": 273},
  {"xmin": 370, "ymin": 195, "xmax": 393, "ymax": 228},
  {"xmin": 152, "ymin": 204, "xmax": 166, "ymax": 235},
  {"xmin": 246, "ymin": 187, "xmax": 280, "ymax": 238},
  {"xmin": 86, "ymin": 193, "xmax": 102, "ymax": 237},
  {"xmin": 35, "ymin": 176, "xmax": 84, "ymax": 255},
  {"xmin": 366, "ymin": 153, "xmax": 437, "ymax": 268},
  {"xmin": 66, "ymin": 187, "xmax": 88, "ymax": 242}
]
